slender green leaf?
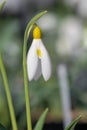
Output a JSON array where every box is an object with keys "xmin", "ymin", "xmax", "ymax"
[
  {"xmin": 65, "ymin": 115, "xmax": 81, "ymax": 130},
  {"xmin": 0, "ymin": 0, "xmax": 6, "ymax": 11},
  {"xmin": 0, "ymin": 123, "xmax": 7, "ymax": 130},
  {"xmin": 34, "ymin": 108, "xmax": 48, "ymax": 130}
]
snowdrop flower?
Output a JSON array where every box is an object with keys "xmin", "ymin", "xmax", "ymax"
[{"xmin": 27, "ymin": 26, "xmax": 51, "ymax": 81}]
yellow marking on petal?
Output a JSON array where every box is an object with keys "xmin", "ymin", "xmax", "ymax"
[
  {"xmin": 37, "ymin": 49, "xmax": 42, "ymax": 58},
  {"xmin": 33, "ymin": 26, "xmax": 42, "ymax": 39}
]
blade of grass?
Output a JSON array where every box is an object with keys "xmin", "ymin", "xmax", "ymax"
[
  {"xmin": 0, "ymin": 54, "xmax": 18, "ymax": 130},
  {"xmin": 65, "ymin": 115, "xmax": 81, "ymax": 130},
  {"xmin": 34, "ymin": 108, "xmax": 48, "ymax": 130},
  {"xmin": 0, "ymin": 2, "xmax": 18, "ymax": 130}
]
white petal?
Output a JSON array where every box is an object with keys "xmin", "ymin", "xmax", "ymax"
[
  {"xmin": 40, "ymin": 40, "xmax": 52, "ymax": 81},
  {"xmin": 27, "ymin": 39, "xmax": 38, "ymax": 81},
  {"xmin": 34, "ymin": 59, "xmax": 41, "ymax": 80}
]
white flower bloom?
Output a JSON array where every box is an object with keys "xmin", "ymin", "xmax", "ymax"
[{"xmin": 27, "ymin": 26, "xmax": 51, "ymax": 81}]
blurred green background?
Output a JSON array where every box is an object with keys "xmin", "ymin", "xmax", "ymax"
[{"xmin": 1, "ymin": 0, "xmax": 87, "ymax": 129}]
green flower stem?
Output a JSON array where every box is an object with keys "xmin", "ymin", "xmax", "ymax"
[
  {"xmin": 23, "ymin": 11, "xmax": 47, "ymax": 130},
  {"xmin": 23, "ymin": 25, "xmax": 33, "ymax": 130},
  {"xmin": 0, "ymin": 53, "xmax": 18, "ymax": 130}
]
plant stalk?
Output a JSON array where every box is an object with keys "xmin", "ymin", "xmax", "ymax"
[{"xmin": 23, "ymin": 25, "xmax": 33, "ymax": 130}]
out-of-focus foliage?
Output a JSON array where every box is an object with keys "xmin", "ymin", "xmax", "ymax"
[
  {"xmin": 0, "ymin": 123, "xmax": 7, "ymax": 130},
  {"xmin": 0, "ymin": 0, "xmax": 6, "ymax": 11},
  {"xmin": 1, "ymin": 0, "xmax": 87, "ymax": 129}
]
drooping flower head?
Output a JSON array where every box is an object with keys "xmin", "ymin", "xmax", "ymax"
[{"xmin": 27, "ymin": 25, "xmax": 51, "ymax": 81}]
